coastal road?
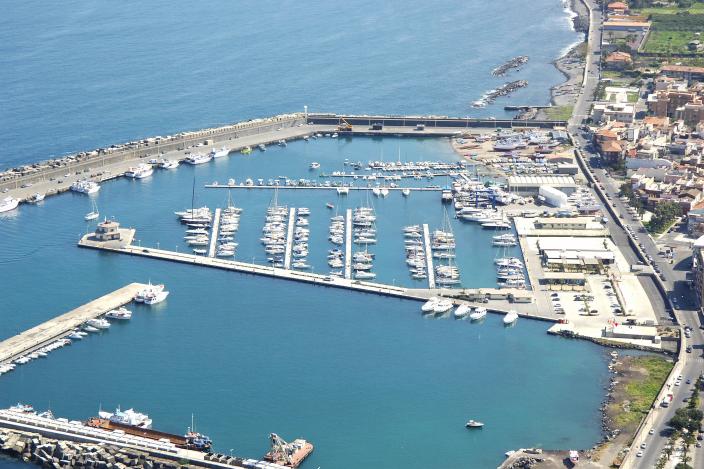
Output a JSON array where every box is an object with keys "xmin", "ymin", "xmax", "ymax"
[{"xmin": 567, "ymin": 0, "xmax": 703, "ymax": 465}]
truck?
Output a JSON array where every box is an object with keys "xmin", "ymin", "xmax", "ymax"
[{"xmin": 661, "ymin": 392, "xmax": 674, "ymax": 408}]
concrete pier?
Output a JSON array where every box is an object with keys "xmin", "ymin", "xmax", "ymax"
[
  {"xmin": 207, "ymin": 208, "xmax": 222, "ymax": 258},
  {"xmin": 345, "ymin": 209, "xmax": 352, "ymax": 279},
  {"xmin": 205, "ymin": 184, "xmax": 442, "ymax": 192},
  {"xmin": 284, "ymin": 208, "xmax": 296, "ymax": 269},
  {"xmin": 0, "ymin": 283, "xmax": 147, "ymax": 365},
  {"xmin": 422, "ymin": 224, "xmax": 436, "ymax": 289}
]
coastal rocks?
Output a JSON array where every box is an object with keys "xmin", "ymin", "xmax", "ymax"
[
  {"xmin": 504, "ymin": 456, "xmax": 545, "ymax": 468},
  {"xmin": 0, "ymin": 428, "xmax": 183, "ymax": 469},
  {"xmin": 491, "ymin": 56, "xmax": 529, "ymax": 77},
  {"xmin": 472, "ymin": 80, "xmax": 529, "ymax": 108}
]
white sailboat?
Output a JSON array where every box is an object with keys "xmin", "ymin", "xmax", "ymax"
[{"xmin": 84, "ymin": 200, "xmax": 99, "ymax": 221}]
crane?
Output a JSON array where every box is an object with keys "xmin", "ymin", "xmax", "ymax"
[{"xmin": 337, "ymin": 117, "xmax": 352, "ymax": 132}]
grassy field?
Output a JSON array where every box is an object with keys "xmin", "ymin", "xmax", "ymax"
[
  {"xmin": 642, "ymin": 30, "xmax": 703, "ymax": 54},
  {"xmin": 610, "ymin": 356, "xmax": 673, "ymax": 429},
  {"xmin": 635, "ymin": 4, "xmax": 704, "ymax": 15},
  {"xmin": 543, "ymin": 105, "xmax": 574, "ymax": 121}
]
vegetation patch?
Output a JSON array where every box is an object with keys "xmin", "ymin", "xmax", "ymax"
[
  {"xmin": 543, "ymin": 105, "xmax": 574, "ymax": 121},
  {"xmin": 609, "ymin": 356, "xmax": 673, "ymax": 430}
]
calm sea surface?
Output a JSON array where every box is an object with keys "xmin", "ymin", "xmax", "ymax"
[
  {"xmin": 0, "ymin": 1, "xmax": 603, "ymax": 468},
  {"xmin": 0, "ymin": 0, "xmax": 580, "ymax": 168}
]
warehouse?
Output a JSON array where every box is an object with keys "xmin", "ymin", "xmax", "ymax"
[{"xmin": 507, "ymin": 175, "xmax": 577, "ymax": 196}]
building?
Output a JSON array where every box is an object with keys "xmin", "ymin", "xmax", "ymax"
[
  {"xmin": 660, "ymin": 65, "xmax": 704, "ymax": 83},
  {"xmin": 606, "ymin": 1, "xmax": 629, "ymax": 14},
  {"xmin": 605, "ymin": 51, "xmax": 633, "ymax": 70},
  {"xmin": 687, "ymin": 209, "xmax": 704, "ymax": 236},
  {"xmin": 534, "ymin": 217, "xmax": 604, "ymax": 231},
  {"xmin": 507, "ymin": 175, "xmax": 577, "ymax": 196},
  {"xmin": 535, "ymin": 237, "xmax": 616, "ymax": 274},
  {"xmin": 94, "ymin": 220, "xmax": 122, "ymax": 242},
  {"xmin": 603, "ymin": 20, "xmax": 650, "ymax": 33},
  {"xmin": 691, "ymin": 235, "xmax": 704, "ymax": 310},
  {"xmin": 592, "ymin": 102, "xmax": 636, "ymax": 123}
]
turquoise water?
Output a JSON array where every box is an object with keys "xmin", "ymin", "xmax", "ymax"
[
  {"xmin": 0, "ymin": 0, "xmax": 580, "ymax": 168},
  {"xmin": 0, "ymin": 138, "xmax": 608, "ymax": 468}
]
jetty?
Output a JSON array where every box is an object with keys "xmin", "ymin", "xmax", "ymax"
[
  {"xmin": 422, "ymin": 224, "xmax": 436, "ymax": 289},
  {"xmin": 207, "ymin": 208, "xmax": 222, "ymax": 258},
  {"xmin": 284, "ymin": 208, "xmax": 296, "ymax": 269},
  {"xmin": 0, "ymin": 283, "xmax": 146, "ymax": 365},
  {"xmin": 345, "ymin": 209, "xmax": 352, "ymax": 279},
  {"xmin": 205, "ymin": 184, "xmax": 443, "ymax": 192}
]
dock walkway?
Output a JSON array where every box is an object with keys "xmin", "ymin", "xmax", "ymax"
[
  {"xmin": 345, "ymin": 209, "xmax": 352, "ymax": 279},
  {"xmin": 422, "ymin": 224, "xmax": 436, "ymax": 288},
  {"xmin": 205, "ymin": 184, "xmax": 442, "ymax": 192},
  {"xmin": 207, "ymin": 208, "xmax": 222, "ymax": 258},
  {"xmin": 284, "ymin": 208, "xmax": 296, "ymax": 269},
  {"xmin": 0, "ymin": 283, "xmax": 146, "ymax": 364}
]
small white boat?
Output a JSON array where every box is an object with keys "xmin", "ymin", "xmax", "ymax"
[
  {"xmin": 421, "ymin": 297, "xmax": 439, "ymax": 313},
  {"xmin": 453, "ymin": 304, "xmax": 471, "ymax": 319},
  {"xmin": 84, "ymin": 211, "xmax": 99, "ymax": 221},
  {"xmin": 433, "ymin": 298, "xmax": 454, "ymax": 314},
  {"xmin": 310, "ymin": 162, "xmax": 320, "ymax": 169},
  {"xmin": 469, "ymin": 307, "xmax": 487, "ymax": 321},
  {"xmin": 0, "ymin": 196, "xmax": 20, "ymax": 213},
  {"xmin": 465, "ymin": 420, "xmax": 484, "ymax": 428},
  {"xmin": 86, "ymin": 318, "xmax": 110, "ymax": 329},
  {"xmin": 503, "ymin": 310, "xmax": 518, "ymax": 325},
  {"xmin": 28, "ymin": 193, "xmax": 45, "ymax": 203},
  {"xmin": 402, "ymin": 188, "xmax": 411, "ymax": 197},
  {"xmin": 105, "ymin": 306, "xmax": 132, "ymax": 320}
]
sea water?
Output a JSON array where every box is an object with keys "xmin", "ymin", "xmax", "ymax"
[
  {"xmin": 0, "ymin": 137, "xmax": 607, "ymax": 468},
  {"xmin": 0, "ymin": 0, "xmax": 581, "ymax": 168}
]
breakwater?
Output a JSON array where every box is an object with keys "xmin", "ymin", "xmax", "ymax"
[{"xmin": 491, "ymin": 56, "xmax": 529, "ymax": 77}]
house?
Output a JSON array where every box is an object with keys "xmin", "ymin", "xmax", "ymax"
[
  {"xmin": 592, "ymin": 103, "xmax": 636, "ymax": 123},
  {"xmin": 600, "ymin": 139, "xmax": 625, "ymax": 162},
  {"xmin": 605, "ymin": 51, "xmax": 633, "ymax": 70},
  {"xmin": 603, "ymin": 20, "xmax": 650, "ymax": 33},
  {"xmin": 606, "ymin": 1, "xmax": 629, "ymax": 15}
]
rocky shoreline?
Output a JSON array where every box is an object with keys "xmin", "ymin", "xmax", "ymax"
[{"xmin": 528, "ymin": 0, "xmax": 589, "ymax": 120}]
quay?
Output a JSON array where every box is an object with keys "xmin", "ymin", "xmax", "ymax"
[
  {"xmin": 345, "ymin": 209, "xmax": 352, "ymax": 279},
  {"xmin": 0, "ymin": 283, "xmax": 146, "ymax": 365},
  {"xmin": 0, "ymin": 414, "xmax": 288, "ymax": 469},
  {"xmin": 1, "ymin": 111, "xmax": 566, "ymax": 205},
  {"xmin": 205, "ymin": 184, "xmax": 443, "ymax": 192},
  {"xmin": 77, "ymin": 229, "xmax": 544, "ymax": 320},
  {"xmin": 207, "ymin": 208, "xmax": 222, "ymax": 258},
  {"xmin": 422, "ymin": 224, "xmax": 435, "ymax": 289},
  {"xmin": 284, "ymin": 208, "xmax": 296, "ymax": 269}
]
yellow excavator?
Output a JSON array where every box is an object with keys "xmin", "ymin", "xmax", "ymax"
[{"xmin": 337, "ymin": 117, "xmax": 352, "ymax": 132}]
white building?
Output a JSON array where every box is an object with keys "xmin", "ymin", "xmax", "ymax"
[{"xmin": 539, "ymin": 185, "xmax": 568, "ymax": 207}]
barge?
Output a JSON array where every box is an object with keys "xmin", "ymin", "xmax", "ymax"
[{"xmin": 86, "ymin": 417, "xmax": 212, "ymax": 452}]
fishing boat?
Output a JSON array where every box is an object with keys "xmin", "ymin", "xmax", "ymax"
[
  {"xmin": 86, "ymin": 318, "xmax": 110, "ymax": 329},
  {"xmin": 70, "ymin": 180, "xmax": 100, "ymax": 194},
  {"xmin": 241, "ymin": 146, "xmax": 252, "ymax": 154},
  {"xmin": 144, "ymin": 290, "xmax": 169, "ymax": 305},
  {"xmin": 210, "ymin": 147, "xmax": 229, "ymax": 158},
  {"xmin": 124, "ymin": 163, "xmax": 153, "ymax": 179}
]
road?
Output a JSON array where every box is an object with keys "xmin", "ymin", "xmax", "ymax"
[{"xmin": 567, "ymin": 0, "xmax": 703, "ymax": 466}]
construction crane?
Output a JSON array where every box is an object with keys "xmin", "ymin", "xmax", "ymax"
[
  {"xmin": 267, "ymin": 433, "xmax": 294, "ymax": 466},
  {"xmin": 337, "ymin": 117, "xmax": 352, "ymax": 132}
]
